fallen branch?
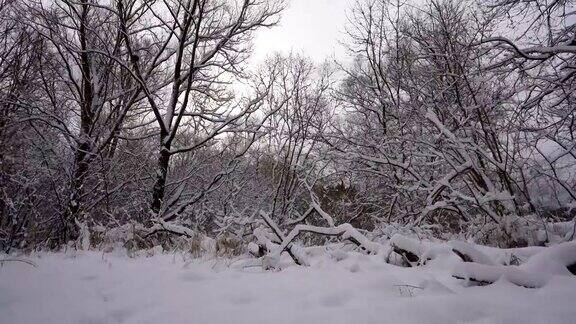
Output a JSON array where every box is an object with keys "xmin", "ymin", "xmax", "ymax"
[
  {"xmin": 522, "ymin": 241, "xmax": 576, "ymax": 275},
  {"xmin": 258, "ymin": 212, "xmax": 309, "ymax": 266},
  {"xmin": 0, "ymin": 258, "xmax": 38, "ymax": 267},
  {"xmin": 389, "ymin": 234, "xmax": 428, "ymax": 266},
  {"xmin": 449, "ymin": 241, "xmax": 495, "ymax": 265},
  {"xmin": 452, "ymin": 263, "xmax": 548, "ymax": 289},
  {"xmin": 275, "ymin": 223, "xmax": 380, "ymax": 257}
]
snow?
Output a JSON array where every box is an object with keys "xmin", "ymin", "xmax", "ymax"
[{"xmin": 2, "ymin": 249, "xmax": 576, "ymax": 324}]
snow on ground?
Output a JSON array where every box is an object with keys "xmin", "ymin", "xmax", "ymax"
[{"xmin": 1, "ymin": 249, "xmax": 576, "ymax": 324}]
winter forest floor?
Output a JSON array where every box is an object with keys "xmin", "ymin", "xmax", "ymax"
[{"xmin": 1, "ymin": 249, "xmax": 576, "ymax": 324}]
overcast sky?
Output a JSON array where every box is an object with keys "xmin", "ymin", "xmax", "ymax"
[{"xmin": 250, "ymin": 0, "xmax": 351, "ymax": 65}]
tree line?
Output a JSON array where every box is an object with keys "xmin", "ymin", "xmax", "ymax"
[{"xmin": 1, "ymin": 0, "xmax": 574, "ymax": 252}]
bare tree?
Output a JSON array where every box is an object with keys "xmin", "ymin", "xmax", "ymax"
[
  {"xmin": 480, "ymin": 0, "xmax": 576, "ymax": 217},
  {"xmin": 10, "ymin": 0, "xmax": 142, "ymax": 243},
  {"xmin": 330, "ymin": 0, "xmax": 541, "ymax": 246},
  {"xmin": 0, "ymin": 0, "xmax": 48, "ymax": 250},
  {"xmin": 113, "ymin": 0, "xmax": 282, "ymax": 221}
]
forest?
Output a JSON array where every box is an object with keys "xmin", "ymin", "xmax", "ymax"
[{"xmin": 0, "ymin": 0, "xmax": 575, "ymax": 323}]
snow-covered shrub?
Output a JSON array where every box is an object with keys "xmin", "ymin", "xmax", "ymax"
[{"xmin": 215, "ymin": 234, "xmax": 244, "ymax": 257}]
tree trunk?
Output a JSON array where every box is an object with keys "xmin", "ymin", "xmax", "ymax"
[
  {"xmin": 63, "ymin": 140, "xmax": 91, "ymax": 243},
  {"xmin": 61, "ymin": 0, "xmax": 94, "ymax": 244},
  {"xmin": 151, "ymin": 141, "xmax": 171, "ymax": 216}
]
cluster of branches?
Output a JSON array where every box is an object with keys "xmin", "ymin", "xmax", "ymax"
[
  {"xmin": 0, "ymin": 0, "xmax": 574, "ymax": 252},
  {"xmin": 321, "ymin": 0, "xmax": 576, "ymax": 247}
]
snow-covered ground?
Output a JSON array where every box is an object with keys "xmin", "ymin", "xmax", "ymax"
[{"xmin": 1, "ymin": 249, "xmax": 576, "ymax": 324}]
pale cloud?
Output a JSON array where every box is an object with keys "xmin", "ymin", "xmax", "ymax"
[{"xmin": 251, "ymin": 0, "xmax": 351, "ymax": 64}]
